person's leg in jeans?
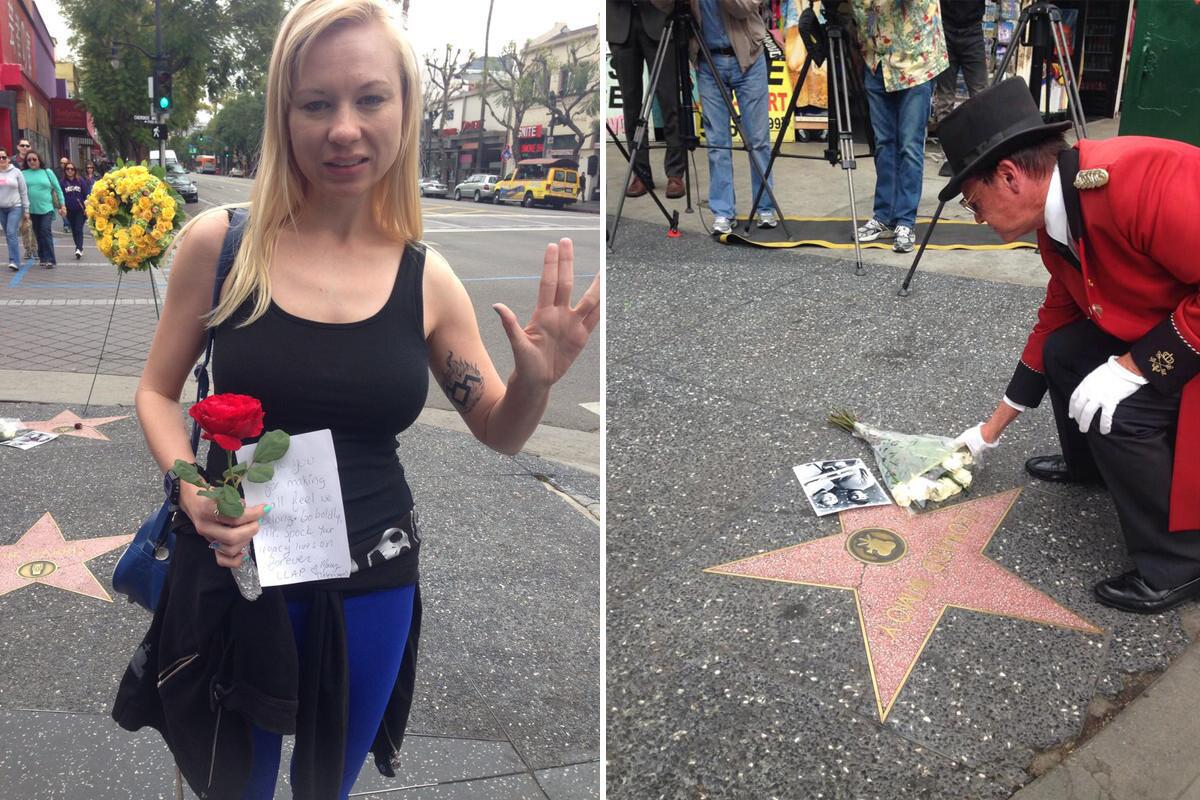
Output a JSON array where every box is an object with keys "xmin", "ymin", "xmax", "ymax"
[
  {"xmin": 0, "ymin": 207, "xmax": 20, "ymax": 267},
  {"xmin": 696, "ymin": 57, "xmax": 736, "ymax": 220},
  {"xmin": 891, "ymin": 79, "xmax": 935, "ymax": 231},
  {"xmin": 863, "ymin": 63, "xmax": 899, "ymax": 227},
  {"xmin": 728, "ymin": 55, "xmax": 775, "ymax": 216},
  {"xmin": 68, "ymin": 208, "xmax": 85, "ymax": 253},
  {"xmin": 32, "ymin": 212, "xmax": 54, "ymax": 266}
]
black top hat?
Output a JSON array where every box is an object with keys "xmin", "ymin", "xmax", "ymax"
[{"xmin": 937, "ymin": 77, "xmax": 1071, "ymax": 202}]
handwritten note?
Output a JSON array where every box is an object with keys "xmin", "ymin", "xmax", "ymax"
[{"xmin": 236, "ymin": 428, "xmax": 351, "ymax": 586}]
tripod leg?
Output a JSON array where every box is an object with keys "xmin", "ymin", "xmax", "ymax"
[
  {"xmin": 607, "ymin": 19, "xmax": 684, "ymax": 251},
  {"xmin": 828, "ymin": 30, "xmax": 866, "ymax": 276},
  {"xmin": 1049, "ymin": 16, "xmax": 1088, "ymax": 139},
  {"xmin": 897, "ymin": 200, "xmax": 946, "ymax": 296}
]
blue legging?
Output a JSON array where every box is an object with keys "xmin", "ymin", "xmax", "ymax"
[{"xmin": 240, "ymin": 584, "xmax": 416, "ymax": 800}]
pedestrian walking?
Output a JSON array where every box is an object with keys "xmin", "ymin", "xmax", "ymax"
[
  {"xmin": 851, "ymin": 0, "xmax": 948, "ymax": 254},
  {"xmin": 21, "ymin": 150, "xmax": 65, "ymax": 269},
  {"xmin": 15, "ymin": 139, "xmax": 35, "ymax": 263},
  {"xmin": 57, "ymin": 156, "xmax": 71, "ymax": 232},
  {"xmin": 0, "ymin": 148, "xmax": 30, "ymax": 271},
  {"xmin": 943, "ymin": 78, "xmax": 1200, "ymax": 615},
  {"xmin": 60, "ymin": 163, "xmax": 92, "ymax": 259},
  {"xmin": 84, "ymin": 162, "xmax": 97, "ymax": 182},
  {"xmin": 111, "ymin": 0, "xmax": 600, "ymax": 797}
]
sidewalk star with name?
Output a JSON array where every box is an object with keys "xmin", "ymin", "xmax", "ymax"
[
  {"xmin": 21, "ymin": 410, "xmax": 129, "ymax": 442},
  {"xmin": 0, "ymin": 513, "xmax": 132, "ymax": 602},
  {"xmin": 706, "ymin": 488, "xmax": 1102, "ymax": 722}
]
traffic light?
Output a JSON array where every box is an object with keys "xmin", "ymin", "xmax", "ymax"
[{"xmin": 155, "ymin": 71, "xmax": 173, "ymax": 112}]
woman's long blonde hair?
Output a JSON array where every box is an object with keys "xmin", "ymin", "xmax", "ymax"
[{"xmin": 180, "ymin": 0, "xmax": 423, "ymax": 327}]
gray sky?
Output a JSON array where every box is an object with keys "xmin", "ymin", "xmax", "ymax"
[{"xmin": 39, "ymin": 0, "xmax": 598, "ymax": 63}]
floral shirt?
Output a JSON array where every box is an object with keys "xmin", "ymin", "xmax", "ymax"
[{"xmin": 851, "ymin": 0, "xmax": 948, "ymax": 92}]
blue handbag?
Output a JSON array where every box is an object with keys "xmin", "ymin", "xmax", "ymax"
[{"xmin": 111, "ymin": 208, "xmax": 248, "ymax": 611}]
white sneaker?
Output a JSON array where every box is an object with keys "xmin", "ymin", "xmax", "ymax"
[
  {"xmin": 712, "ymin": 216, "xmax": 733, "ymax": 235},
  {"xmin": 7, "ymin": 262, "xmax": 16, "ymax": 271},
  {"xmin": 893, "ymin": 225, "xmax": 916, "ymax": 253},
  {"xmin": 75, "ymin": 249, "xmax": 82, "ymax": 259},
  {"xmin": 856, "ymin": 218, "xmax": 894, "ymax": 242},
  {"xmin": 757, "ymin": 209, "xmax": 779, "ymax": 229}
]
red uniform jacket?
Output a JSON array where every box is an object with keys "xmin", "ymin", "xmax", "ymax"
[{"xmin": 1004, "ymin": 137, "xmax": 1200, "ymax": 532}]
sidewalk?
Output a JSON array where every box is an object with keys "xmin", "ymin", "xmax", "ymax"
[
  {"xmin": 606, "ymin": 115, "xmax": 1200, "ymax": 799},
  {"xmin": 0, "ymin": 230, "xmax": 599, "ymax": 797}
]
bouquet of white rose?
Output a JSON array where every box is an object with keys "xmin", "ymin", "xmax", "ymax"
[{"xmin": 829, "ymin": 410, "xmax": 976, "ymax": 510}]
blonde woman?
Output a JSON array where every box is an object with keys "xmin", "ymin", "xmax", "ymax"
[{"xmin": 112, "ymin": 0, "xmax": 599, "ymax": 797}]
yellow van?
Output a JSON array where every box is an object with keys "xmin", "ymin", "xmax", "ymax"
[{"xmin": 494, "ymin": 158, "xmax": 579, "ymax": 208}]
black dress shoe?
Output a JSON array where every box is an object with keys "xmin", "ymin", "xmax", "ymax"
[
  {"xmin": 1094, "ymin": 570, "xmax": 1200, "ymax": 614},
  {"xmin": 1024, "ymin": 454, "xmax": 1072, "ymax": 482}
]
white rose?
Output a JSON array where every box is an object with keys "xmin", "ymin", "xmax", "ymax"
[
  {"xmin": 942, "ymin": 452, "xmax": 964, "ymax": 472},
  {"xmin": 891, "ymin": 482, "xmax": 912, "ymax": 507},
  {"xmin": 0, "ymin": 418, "xmax": 18, "ymax": 441},
  {"xmin": 951, "ymin": 468, "xmax": 973, "ymax": 488},
  {"xmin": 957, "ymin": 447, "xmax": 975, "ymax": 467},
  {"xmin": 929, "ymin": 477, "xmax": 961, "ymax": 502},
  {"xmin": 908, "ymin": 476, "xmax": 938, "ymax": 503}
]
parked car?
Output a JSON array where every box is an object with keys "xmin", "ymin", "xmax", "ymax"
[
  {"xmin": 419, "ymin": 177, "xmax": 447, "ymax": 198},
  {"xmin": 228, "ymin": 166, "xmax": 245, "ymax": 178},
  {"xmin": 493, "ymin": 159, "xmax": 579, "ymax": 208},
  {"xmin": 452, "ymin": 174, "xmax": 499, "ymax": 202},
  {"xmin": 164, "ymin": 163, "xmax": 199, "ymax": 204}
]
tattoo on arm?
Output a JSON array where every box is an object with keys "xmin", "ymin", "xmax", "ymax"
[{"xmin": 442, "ymin": 350, "xmax": 484, "ymax": 412}]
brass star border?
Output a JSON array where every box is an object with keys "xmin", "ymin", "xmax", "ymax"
[{"xmin": 706, "ymin": 488, "xmax": 1103, "ymax": 722}]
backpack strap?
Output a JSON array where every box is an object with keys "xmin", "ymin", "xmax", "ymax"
[{"xmin": 189, "ymin": 207, "xmax": 249, "ymax": 453}]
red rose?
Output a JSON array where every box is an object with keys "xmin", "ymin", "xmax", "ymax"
[{"xmin": 189, "ymin": 393, "xmax": 265, "ymax": 451}]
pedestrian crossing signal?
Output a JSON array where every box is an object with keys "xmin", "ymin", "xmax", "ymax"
[{"xmin": 151, "ymin": 124, "xmax": 169, "ymax": 141}]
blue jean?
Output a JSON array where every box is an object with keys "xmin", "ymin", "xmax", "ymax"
[
  {"xmin": 0, "ymin": 206, "xmax": 21, "ymax": 265},
  {"xmin": 241, "ymin": 584, "xmax": 416, "ymax": 800},
  {"xmin": 31, "ymin": 212, "xmax": 55, "ymax": 265},
  {"xmin": 696, "ymin": 53, "xmax": 774, "ymax": 219},
  {"xmin": 863, "ymin": 64, "xmax": 934, "ymax": 230}
]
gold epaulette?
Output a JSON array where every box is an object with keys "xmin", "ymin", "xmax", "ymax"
[{"xmin": 1074, "ymin": 168, "xmax": 1109, "ymax": 190}]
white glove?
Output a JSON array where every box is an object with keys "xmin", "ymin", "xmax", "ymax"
[
  {"xmin": 1068, "ymin": 356, "xmax": 1147, "ymax": 435},
  {"xmin": 953, "ymin": 423, "xmax": 998, "ymax": 461}
]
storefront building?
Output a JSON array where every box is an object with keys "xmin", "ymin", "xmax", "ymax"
[{"xmin": 0, "ymin": 0, "xmax": 54, "ymax": 157}]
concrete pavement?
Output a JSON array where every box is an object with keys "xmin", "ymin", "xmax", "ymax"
[{"xmin": 606, "ymin": 115, "xmax": 1200, "ymax": 799}]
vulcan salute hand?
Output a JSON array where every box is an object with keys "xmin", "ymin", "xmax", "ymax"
[
  {"xmin": 1069, "ymin": 356, "xmax": 1148, "ymax": 435},
  {"xmin": 492, "ymin": 238, "xmax": 601, "ymax": 386}
]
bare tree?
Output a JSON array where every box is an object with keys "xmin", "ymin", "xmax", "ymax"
[
  {"xmin": 423, "ymin": 44, "xmax": 473, "ymax": 179},
  {"xmin": 486, "ymin": 41, "xmax": 542, "ymax": 171},
  {"xmin": 539, "ymin": 40, "xmax": 601, "ymax": 159}
]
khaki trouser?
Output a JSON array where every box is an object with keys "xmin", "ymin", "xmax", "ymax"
[{"xmin": 19, "ymin": 215, "xmax": 34, "ymax": 261}]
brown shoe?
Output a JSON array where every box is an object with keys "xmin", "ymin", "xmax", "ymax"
[
  {"xmin": 625, "ymin": 176, "xmax": 649, "ymax": 198},
  {"xmin": 665, "ymin": 176, "xmax": 685, "ymax": 199}
]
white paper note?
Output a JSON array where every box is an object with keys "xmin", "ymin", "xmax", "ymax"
[{"xmin": 236, "ymin": 428, "xmax": 351, "ymax": 586}]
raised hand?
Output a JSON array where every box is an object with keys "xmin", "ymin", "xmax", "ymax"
[{"xmin": 491, "ymin": 238, "xmax": 601, "ymax": 387}]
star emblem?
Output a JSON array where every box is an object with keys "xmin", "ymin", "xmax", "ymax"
[
  {"xmin": 20, "ymin": 410, "xmax": 129, "ymax": 441},
  {"xmin": 0, "ymin": 513, "xmax": 133, "ymax": 602},
  {"xmin": 706, "ymin": 488, "xmax": 1102, "ymax": 721}
]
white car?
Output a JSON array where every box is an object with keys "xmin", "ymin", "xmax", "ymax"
[
  {"xmin": 228, "ymin": 166, "xmax": 245, "ymax": 178},
  {"xmin": 419, "ymin": 177, "xmax": 447, "ymax": 198}
]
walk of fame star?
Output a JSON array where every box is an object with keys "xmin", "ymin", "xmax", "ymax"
[
  {"xmin": 706, "ymin": 488, "xmax": 1102, "ymax": 722},
  {"xmin": 0, "ymin": 513, "xmax": 132, "ymax": 602},
  {"xmin": 20, "ymin": 410, "xmax": 129, "ymax": 442}
]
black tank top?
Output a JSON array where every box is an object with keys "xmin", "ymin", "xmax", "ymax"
[{"xmin": 205, "ymin": 241, "xmax": 429, "ymax": 588}]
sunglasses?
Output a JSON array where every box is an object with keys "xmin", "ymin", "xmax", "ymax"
[
  {"xmin": 959, "ymin": 186, "xmax": 981, "ymax": 216},
  {"xmin": 0, "ymin": 156, "xmax": 9, "ymax": 161}
]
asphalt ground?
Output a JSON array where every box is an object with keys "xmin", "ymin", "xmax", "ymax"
[{"xmin": 604, "ymin": 120, "xmax": 1200, "ymax": 797}]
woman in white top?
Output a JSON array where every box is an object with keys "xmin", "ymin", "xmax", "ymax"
[{"xmin": 0, "ymin": 148, "xmax": 30, "ymax": 271}]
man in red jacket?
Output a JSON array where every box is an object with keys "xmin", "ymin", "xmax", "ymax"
[{"xmin": 939, "ymin": 78, "xmax": 1200, "ymax": 614}]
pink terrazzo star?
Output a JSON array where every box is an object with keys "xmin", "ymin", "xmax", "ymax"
[
  {"xmin": 20, "ymin": 409, "xmax": 129, "ymax": 442},
  {"xmin": 0, "ymin": 513, "xmax": 133, "ymax": 602},
  {"xmin": 707, "ymin": 488, "xmax": 1102, "ymax": 721}
]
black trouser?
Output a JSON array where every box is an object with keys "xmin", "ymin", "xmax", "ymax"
[
  {"xmin": 610, "ymin": 11, "xmax": 686, "ymax": 186},
  {"xmin": 931, "ymin": 25, "xmax": 988, "ymax": 129},
  {"xmin": 1043, "ymin": 320, "xmax": 1200, "ymax": 588},
  {"xmin": 67, "ymin": 208, "xmax": 86, "ymax": 251}
]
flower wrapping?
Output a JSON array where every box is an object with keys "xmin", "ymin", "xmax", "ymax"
[
  {"xmin": 829, "ymin": 410, "xmax": 978, "ymax": 510},
  {"xmin": 84, "ymin": 162, "xmax": 185, "ymax": 271}
]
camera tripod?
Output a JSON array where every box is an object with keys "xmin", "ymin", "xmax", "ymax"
[
  {"xmin": 897, "ymin": 2, "xmax": 1088, "ymax": 296},
  {"xmin": 745, "ymin": 3, "xmax": 870, "ymax": 275},
  {"xmin": 606, "ymin": 0, "xmax": 791, "ymax": 252}
]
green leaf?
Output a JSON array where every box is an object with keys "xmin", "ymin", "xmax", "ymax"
[
  {"xmin": 252, "ymin": 429, "xmax": 290, "ymax": 463},
  {"xmin": 171, "ymin": 459, "xmax": 207, "ymax": 487},
  {"xmin": 149, "ymin": 165, "xmax": 166, "ymax": 179},
  {"xmin": 246, "ymin": 463, "xmax": 274, "ymax": 483},
  {"xmin": 215, "ymin": 484, "xmax": 245, "ymax": 518},
  {"xmin": 223, "ymin": 462, "xmax": 249, "ymax": 481}
]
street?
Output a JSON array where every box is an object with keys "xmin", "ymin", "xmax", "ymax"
[{"xmin": 0, "ymin": 171, "xmax": 601, "ymax": 449}]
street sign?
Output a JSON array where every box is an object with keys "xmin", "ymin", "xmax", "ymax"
[
  {"xmin": 150, "ymin": 124, "xmax": 169, "ymax": 141},
  {"xmin": 133, "ymin": 114, "xmax": 155, "ymax": 123},
  {"xmin": 502, "ymin": 145, "xmax": 512, "ymax": 161}
]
